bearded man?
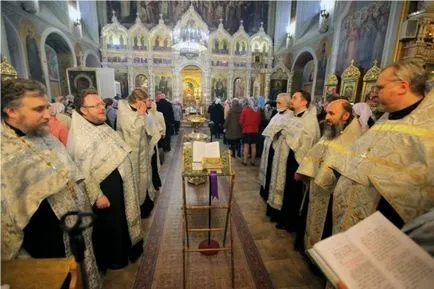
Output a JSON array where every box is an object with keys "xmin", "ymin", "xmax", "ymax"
[
  {"xmin": 1, "ymin": 79, "xmax": 101, "ymax": 289},
  {"xmin": 67, "ymin": 90, "xmax": 143, "ymax": 271},
  {"xmin": 296, "ymin": 99, "xmax": 362, "ymax": 250}
]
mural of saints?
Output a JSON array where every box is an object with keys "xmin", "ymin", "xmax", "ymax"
[
  {"xmin": 212, "ymin": 78, "xmax": 227, "ymax": 101},
  {"xmin": 234, "ymin": 78, "xmax": 245, "ymax": 99},
  {"xmin": 336, "ymin": 1, "xmax": 391, "ymax": 75}
]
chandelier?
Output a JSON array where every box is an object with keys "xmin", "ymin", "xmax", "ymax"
[{"xmin": 172, "ymin": 6, "xmax": 208, "ymax": 59}]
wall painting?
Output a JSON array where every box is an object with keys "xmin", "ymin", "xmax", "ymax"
[{"xmin": 336, "ymin": 1, "xmax": 391, "ymax": 75}]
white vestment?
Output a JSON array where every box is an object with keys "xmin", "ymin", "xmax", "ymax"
[
  {"xmin": 116, "ymin": 100, "xmax": 158, "ymax": 202},
  {"xmin": 1, "ymin": 121, "xmax": 101, "ymax": 289},
  {"xmin": 267, "ymin": 107, "xmax": 320, "ymax": 210},
  {"xmin": 297, "ymin": 118, "xmax": 362, "ymax": 248},
  {"xmin": 67, "ymin": 111, "xmax": 143, "ymax": 246},
  {"xmin": 330, "ymin": 91, "xmax": 434, "ymax": 233},
  {"xmin": 259, "ymin": 109, "xmax": 294, "ymax": 188}
]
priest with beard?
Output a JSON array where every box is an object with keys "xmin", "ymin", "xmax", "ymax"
[
  {"xmin": 116, "ymin": 88, "xmax": 160, "ymax": 218},
  {"xmin": 1, "ymin": 79, "xmax": 101, "ymax": 289},
  {"xmin": 259, "ymin": 93, "xmax": 293, "ymax": 203},
  {"xmin": 267, "ymin": 90, "xmax": 320, "ymax": 231},
  {"xmin": 330, "ymin": 60, "xmax": 434, "ymax": 235},
  {"xmin": 296, "ymin": 99, "xmax": 362, "ymax": 251},
  {"xmin": 67, "ymin": 90, "xmax": 144, "ymax": 271}
]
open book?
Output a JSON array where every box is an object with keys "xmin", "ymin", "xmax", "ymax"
[
  {"xmin": 307, "ymin": 212, "xmax": 434, "ymax": 289},
  {"xmin": 192, "ymin": 141, "xmax": 221, "ymax": 170}
]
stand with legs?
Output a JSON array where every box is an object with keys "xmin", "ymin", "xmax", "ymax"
[{"xmin": 181, "ymin": 148, "xmax": 235, "ymax": 288}]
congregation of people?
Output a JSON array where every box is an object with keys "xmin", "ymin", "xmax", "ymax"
[{"xmin": 1, "ymin": 59, "xmax": 433, "ymax": 289}]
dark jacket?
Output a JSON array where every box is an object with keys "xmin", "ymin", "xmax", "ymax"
[
  {"xmin": 157, "ymin": 98, "xmax": 175, "ymax": 136},
  {"xmin": 208, "ymin": 103, "xmax": 224, "ymax": 125},
  {"xmin": 224, "ymin": 102, "xmax": 242, "ymax": 140}
]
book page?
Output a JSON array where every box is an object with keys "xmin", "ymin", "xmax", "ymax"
[
  {"xmin": 193, "ymin": 141, "xmax": 220, "ymax": 162},
  {"xmin": 347, "ymin": 212, "xmax": 434, "ymax": 289},
  {"xmin": 193, "ymin": 141, "xmax": 206, "ymax": 162},
  {"xmin": 205, "ymin": 142, "xmax": 220, "ymax": 158},
  {"xmin": 311, "ymin": 212, "xmax": 434, "ymax": 289},
  {"xmin": 311, "ymin": 232, "xmax": 396, "ymax": 289}
]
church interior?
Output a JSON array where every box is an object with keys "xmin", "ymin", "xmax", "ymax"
[{"xmin": 1, "ymin": 1, "xmax": 434, "ymax": 289}]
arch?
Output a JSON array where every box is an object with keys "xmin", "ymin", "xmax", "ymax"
[
  {"xmin": 178, "ymin": 61, "xmax": 207, "ymax": 74},
  {"xmin": 40, "ymin": 27, "xmax": 76, "ymax": 98},
  {"xmin": 84, "ymin": 50, "xmax": 100, "ymax": 67},
  {"xmin": 179, "ymin": 64, "xmax": 204, "ymax": 106},
  {"xmin": 2, "ymin": 15, "xmax": 27, "ymax": 78},
  {"xmin": 291, "ymin": 47, "xmax": 318, "ymax": 99}
]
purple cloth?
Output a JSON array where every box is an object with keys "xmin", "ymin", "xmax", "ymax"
[{"xmin": 210, "ymin": 171, "xmax": 219, "ymax": 200}]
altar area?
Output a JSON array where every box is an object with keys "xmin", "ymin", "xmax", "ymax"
[{"xmin": 100, "ymin": 5, "xmax": 291, "ymax": 104}]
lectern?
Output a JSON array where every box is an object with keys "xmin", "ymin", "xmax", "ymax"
[{"xmin": 181, "ymin": 143, "xmax": 235, "ymax": 288}]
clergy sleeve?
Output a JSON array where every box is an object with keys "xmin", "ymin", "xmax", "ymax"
[
  {"xmin": 84, "ymin": 176, "xmax": 104, "ymax": 205},
  {"xmin": 1, "ymin": 202, "xmax": 22, "ymax": 260}
]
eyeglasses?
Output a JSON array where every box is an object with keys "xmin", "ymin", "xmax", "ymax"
[
  {"xmin": 376, "ymin": 79, "xmax": 401, "ymax": 91},
  {"xmin": 82, "ymin": 103, "xmax": 105, "ymax": 109}
]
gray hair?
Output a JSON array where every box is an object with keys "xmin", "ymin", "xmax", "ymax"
[
  {"xmin": 277, "ymin": 92, "xmax": 291, "ymax": 106},
  {"xmin": 384, "ymin": 59, "xmax": 428, "ymax": 96}
]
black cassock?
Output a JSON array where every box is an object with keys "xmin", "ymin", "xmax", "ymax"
[
  {"xmin": 23, "ymin": 199, "xmax": 66, "ymax": 258},
  {"xmin": 266, "ymin": 149, "xmax": 304, "ymax": 232},
  {"xmin": 260, "ymin": 145, "xmax": 275, "ymax": 202},
  {"xmin": 92, "ymin": 169, "xmax": 143, "ymax": 270}
]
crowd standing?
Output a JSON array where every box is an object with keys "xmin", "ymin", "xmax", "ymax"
[{"xmin": 1, "ymin": 60, "xmax": 433, "ymax": 289}]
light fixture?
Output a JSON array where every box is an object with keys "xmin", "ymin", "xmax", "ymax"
[{"xmin": 172, "ymin": 6, "xmax": 208, "ymax": 59}]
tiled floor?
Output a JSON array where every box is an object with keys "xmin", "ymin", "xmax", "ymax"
[{"xmin": 102, "ymin": 131, "xmax": 325, "ymax": 289}]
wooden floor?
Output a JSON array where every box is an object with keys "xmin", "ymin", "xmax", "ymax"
[{"xmin": 102, "ymin": 131, "xmax": 325, "ymax": 289}]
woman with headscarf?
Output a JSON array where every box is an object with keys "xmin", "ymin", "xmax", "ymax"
[
  {"xmin": 240, "ymin": 96, "xmax": 261, "ymax": 165},
  {"xmin": 353, "ymin": 102, "xmax": 374, "ymax": 132}
]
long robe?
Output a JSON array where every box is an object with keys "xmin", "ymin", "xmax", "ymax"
[
  {"xmin": 1, "ymin": 121, "xmax": 101, "ymax": 289},
  {"xmin": 149, "ymin": 109, "xmax": 164, "ymax": 188},
  {"xmin": 330, "ymin": 91, "xmax": 434, "ymax": 234},
  {"xmin": 267, "ymin": 107, "xmax": 320, "ymax": 211},
  {"xmin": 297, "ymin": 118, "xmax": 362, "ymax": 249},
  {"xmin": 259, "ymin": 110, "xmax": 293, "ymax": 201},
  {"xmin": 116, "ymin": 100, "xmax": 158, "ymax": 204},
  {"xmin": 67, "ymin": 111, "xmax": 143, "ymax": 269}
]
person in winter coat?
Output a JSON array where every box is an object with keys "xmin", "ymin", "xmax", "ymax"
[
  {"xmin": 240, "ymin": 96, "xmax": 261, "ymax": 165},
  {"xmin": 224, "ymin": 98, "xmax": 242, "ymax": 157}
]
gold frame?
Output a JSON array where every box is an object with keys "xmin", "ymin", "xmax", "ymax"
[
  {"xmin": 323, "ymin": 72, "xmax": 339, "ymax": 99},
  {"xmin": 0, "ymin": 57, "xmax": 17, "ymax": 81},
  {"xmin": 340, "ymin": 59, "xmax": 361, "ymax": 102},
  {"xmin": 361, "ymin": 60, "xmax": 381, "ymax": 101}
]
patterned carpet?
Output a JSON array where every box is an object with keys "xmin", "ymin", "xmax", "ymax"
[{"xmin": 133, "ymin": 133, "xmax": 274, "ymax": 289}]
